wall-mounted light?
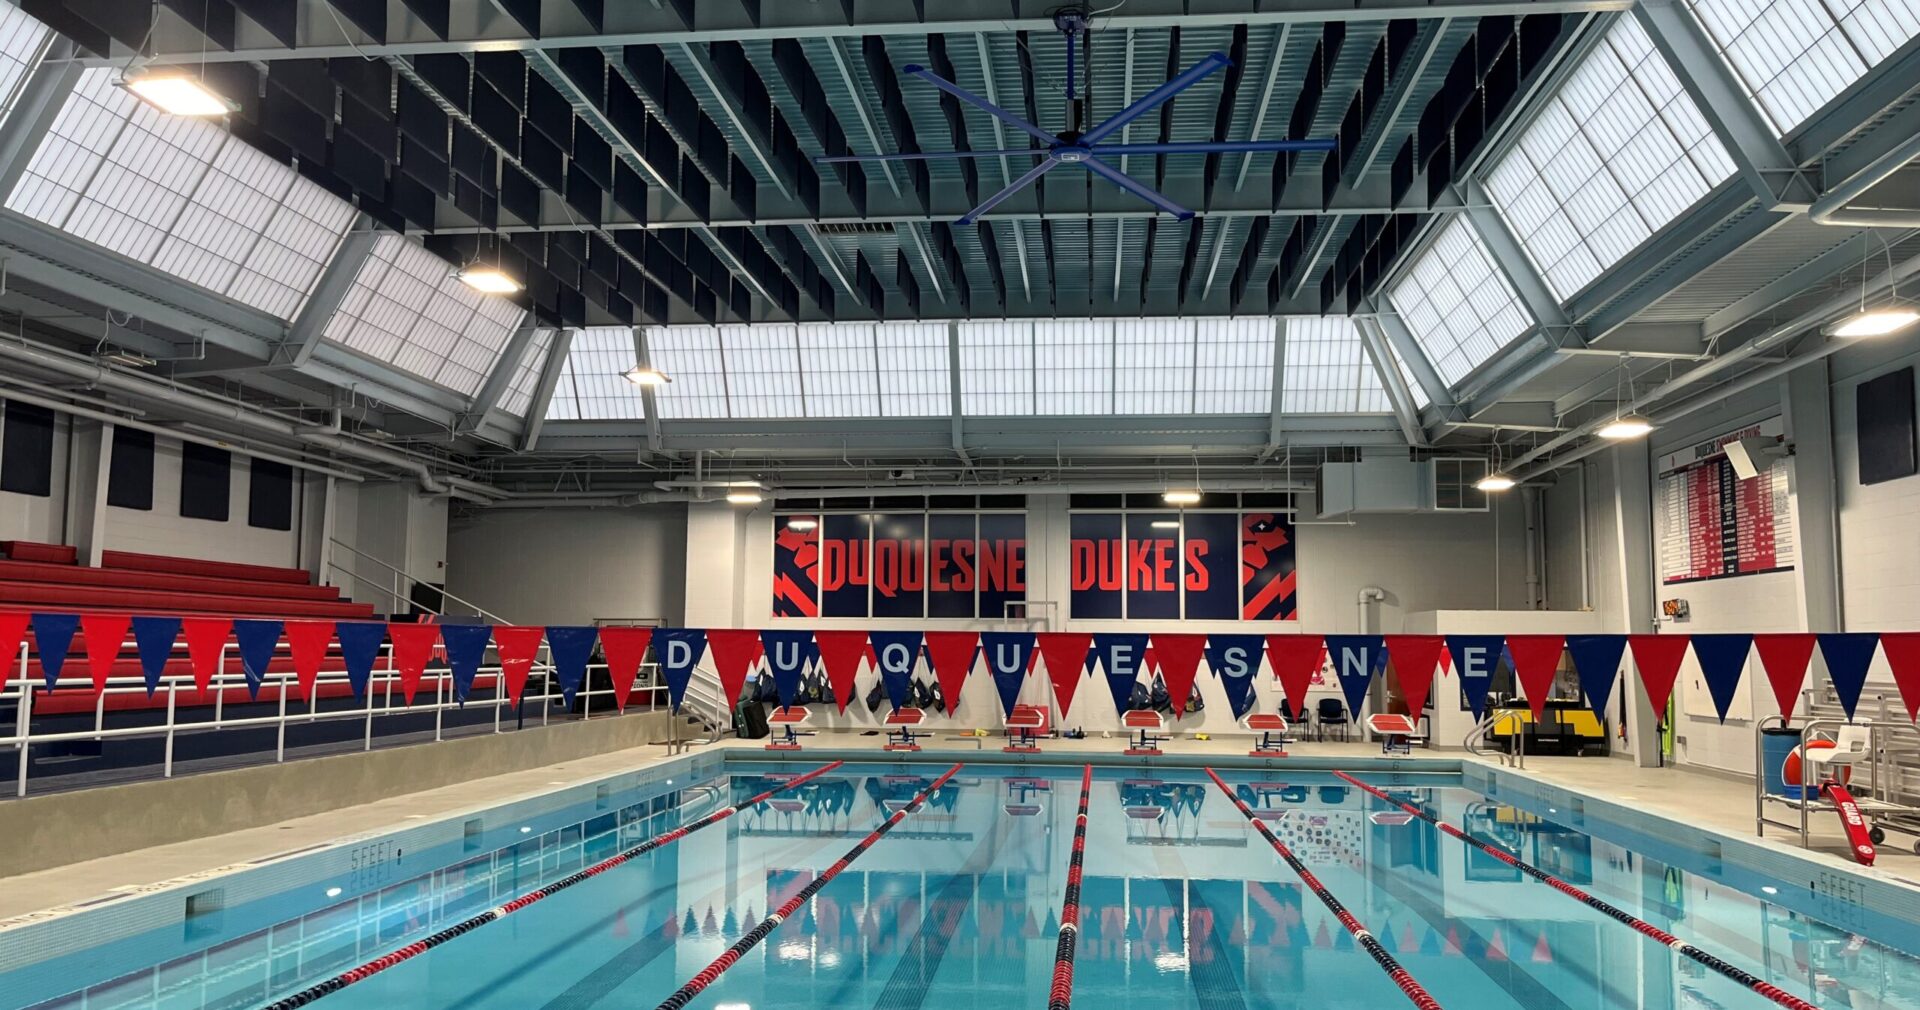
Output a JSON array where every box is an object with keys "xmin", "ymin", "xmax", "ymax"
[
  {"xmin": 120, "ymin": 70, "xmax": 237, "ymax": 116},
  {"xmin": 1162, "ymin": 490, "xmax": 1201, "ymax": 505},
  {"xmin": 456, "ymin": 266, "xmax": 521, "ymax": 294},
  {"xmin": 1828, "ymin": 307, "xmax": 1920, "ymax": 337},
  {"xmin": 1475, "ymin": 473, "xmax": 1517, "ymax": 492},
  {"xmin": 1596, "ymin": 414, "xmax": 1654, "ymax": 440},
  {"xmin": 622, "ymin": 367, "xmax": 671, "ymax": 386}
]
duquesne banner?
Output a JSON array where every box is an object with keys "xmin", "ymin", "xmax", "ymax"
[
  {"xmin": 1068, "ymin": 510, "xmax": 1297, "ymax": 621},
  {"xmin": 773, "ymin": 511, "xmax": 1026, "ymax": 620}
]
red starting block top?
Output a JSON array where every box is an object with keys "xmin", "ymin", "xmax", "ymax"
[
  {"xmin": 1369, "ymin": 811, "xmax": 1415, "ymax": 826},
  {"xmin": 769, "ymin": 707, "xmax": 811, "ymax": 725},
  {"xmin": 1006, "ymin": 706, "xmax": 1046, "ymax": 730},
  {"xmin": 768, "ymin": 799, "xmax": 806, "ymax": 813},
  {"xmin": 886, "ymin": 707, "xmax": 926, "ymax": 726},
  {"xmin": 1123, "ymin": 710, "xmax": 1168, "ymax": 730},
  {"xmin": 1366, "ymin": 713, "xmax": 1419, "ymax": 735},
  {"xmin": 1244, "ymin": 713, "xmax": 1289, "ymax": 731}
]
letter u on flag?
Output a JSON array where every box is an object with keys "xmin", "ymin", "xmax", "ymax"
[
  {"xmin": 980, "ymin": 631, "xmax": 1036, "ymax": 718},
  {"xmin": 761, "ymin": 629, "xmax": 815, "ymax": 709},
  {"xmin": 653, "ymin": 628, "xmax": 708, "ymax": 712}
]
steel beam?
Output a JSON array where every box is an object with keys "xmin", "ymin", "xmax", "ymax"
[
  {"xmin": 520, "ymin": 328, "xmax": 573, "ymax": 451},
  {"xmin": 461, "ymin": 316, "xmax": 540, "ymax": 430},
  {"xmin": 1348, "ymin": 21, "xmax": 1450, "ymax": 182},
  {"xmin": 946, "ymin": 319, "xmax": 971, "ymax": 465},
  {"xmin": 278, "ymin": 224, "xmax": 377, "ymax": 367},
  {"xmin": 1257, "ymin": 316, "xmax": 1289, "ymax": 460},
  {"xmin": 1356, "ymin": 317, "xmax": 1425, "ymax": 445},
  {"xmin": 0, "ymin": 38, "xmax": 77, "ymax": 197},
  {"xmin": 632, "ymin": 325, "xmax": 665, "ymax": 454},
  {"xmin": 1462, "ymin": 179, "xmax": 1575, "ymax": 337},
  {"xmin": 1372, "ymin": 312, "xmax": 1461, "ymax": 421}
]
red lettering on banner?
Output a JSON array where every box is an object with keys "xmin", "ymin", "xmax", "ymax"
[
  {"xmin": 1184, "ymin": 539, "xmax": 1210, "ymax": 591},
  {"xmin": 951, "ymin": 540, "xmax": 975, "ymax": 591},
  {"xmin": 1069, "ymin": 540, "xmax": 1094, "ymax": 591},
  {"xmin": 873, "ymin": 540, "xmax": 898, "ymax": 597},
  {"xmin": 1005, "ymin": 542, "xmax": 1024, "ymax": 590},
  {"xmin": 930, "ymin": 539, "xmax": 951, "ymax": 591},
  {"xmin": 1128, "ymin": 540, "xmax": 1154, "ymax": 589},
  {"xmin": 821, "ymin": 540, "xmax": 844, "ymax": 591},
  {"xmin": 900, "ymin": 540, "xmax": 924, "ymax": 592},
  {"xmin": 1154, "ymin": 540, "xmax": 1175, "ymax": 591}
]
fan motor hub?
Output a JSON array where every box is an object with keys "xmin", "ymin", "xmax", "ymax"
[{"xmin": 1055, "ymin": 145, "xmax": 1091, "ymax": 163}]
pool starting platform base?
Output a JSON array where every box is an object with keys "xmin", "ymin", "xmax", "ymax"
[
  {"xmin": 765, "ymin": 707, "xmax": 812, "ymax": 750},
  {"xmin": 1123, "ymin": 710, "xmax": 1168, "ymax": 756},
  {"xmin": 1004, "ymin": 704, "xmax": 1047, "ymax": 753},
  {"xmin": 1245, "ymin": 713, "xmax": 1290, "ymax": 757},
  {"xmin": 884, "ymin": 707, "xmax": 926, "ymax": 751}
]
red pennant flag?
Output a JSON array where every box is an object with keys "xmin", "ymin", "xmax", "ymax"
[
  {"xmin": 1443, "ymin": 926, "xmax": 1463, "ymax": 956},
  {"xmin": 181, "ymin": 617, "xmax": 232, "ymax": 695},
  {"xmin": 924, "ymin": 631, "xmax": 980, "ymax": 715},
  {"xmin": 1484, "ymin": 927, "xmax": 1508, "ymax": 962},
  {"xmin": 1879, "ymin": 632, "xmax": 1920, "ymax": 722},
  {"xmin": 285, "ymin": 621, "xmax": 336, "ymax": 702},
  {"xmin": 706, "ymin": 629, "xmax": 761, "ymax": 711},
  {"xmin": 1384, "ymin": 635, "xmax": 1445, "ymax": 719},
  {"xmin": 1627, "ymin": 635, "xmax": 1690, "ymax": 716},
  {"xmin": 388, "ymin": 623, "xmax": 440, "ymax": 704},
  {"xmin": 1037, "ymin": 632, "xmax": 1092, "ymax": 716},
  {"xmin": 0, "ymin": 613, "xmax": 25, "ymax": 673},
  {"xmin": 599, "ymin": 627, "xmax": 654, "ymax": 711},
  {"xmin": 1152, "ymin": 633, "xmax": 1207, "ymax": 717},
  {"xmin": 493, "ymin": 625, "xmax": 545, "ymax": 705},
  {"xmin": 1506, "ymin": 636, "xmax": 1565, "ymax": 721},
  {"xmin": 1753, "ymin": 633, "xmax": 1816, "ymax": 724},
  {"xmin": 814, "ymin": 631, "xmax": 869, "ymax": 713},
  {"xmin": 1267, "ymin": 635, "xmax": 1325, "ymax": 721},
  {"xmin": 1531, "ymin": 932, "xmax": 1553, "ymax": 963},
  {"xmin": 80, "ymin": 613, "xmax": 131, "ymax": 696}
]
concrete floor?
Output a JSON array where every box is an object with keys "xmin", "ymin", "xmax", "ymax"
[{"xmin": 4, "ymin": 729, "xmax": 1916, "ymax": 925}]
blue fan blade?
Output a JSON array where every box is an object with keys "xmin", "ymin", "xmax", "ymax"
[
  {"xmin": 957, "ymin": 156, "xmax": 1061, "ymax": 225},
  {"xmin": 1083, "ymin": 157, "xmax": 1193, "ymax": 220},
  {"xmin": 814, "ymin": 147, "xmax": 1050, "ymax": 165},
  {"xmin": 1093, "ymin": 139, "xmax": 1338, "ymax": 156},
  {"xmin": 1079, "ymin": 52, "xmax": 1231, "ymax": 146},
  {"xmin": 904, "ymin": 64, "xmax": 1059, "ymax": 145}
]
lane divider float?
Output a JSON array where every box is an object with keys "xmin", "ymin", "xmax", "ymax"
[
  {"xmin": 1048, "ymin": 765, "xmax": 1094, "ymax": 1010},
  {"xmin": 653, "ymin": 761, "xmax": 965, "ymax": 1010},
  {"xmin": 1204, "ymin": 768, "xmax": 1442, "ymax": 1010},
  {"xmin": 1333, "ymin": 770, "xmax": 1818, "ymax": 1010},
  {"xmin": 258, "ymin": 760, "xmax": 847, "ymax": 1010}
]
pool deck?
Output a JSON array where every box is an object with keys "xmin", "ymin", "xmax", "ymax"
[{"xmin": 4, "ymin": 729, "xmax": 1917, "ymax": 926}]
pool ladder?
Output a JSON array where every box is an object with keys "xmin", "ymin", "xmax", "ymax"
[{"xmin": 1463, "ymin": 713, "xmax": 1525, "ymax": 769}]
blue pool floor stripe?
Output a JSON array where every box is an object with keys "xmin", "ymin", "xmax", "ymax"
[
  {"xmin": 1161, "ymin": 877, "xmax": 1248, "ymax": 1010},
  {"xmin": 867, "ymin": 831, "xmax": 1002, "ymax": 1010}
]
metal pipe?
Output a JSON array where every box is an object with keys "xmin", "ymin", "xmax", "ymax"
[
  {"xmin": 1808, "ymin": 132, "xmax": 1920, "ymax": 228},
  {"xmin": 1521, "ymin": 485, "xmax": 1541, "ymax": 609},
  {"xmin": 1357, "ymin": 585, "xmax": 1385, "ymax": 634}
]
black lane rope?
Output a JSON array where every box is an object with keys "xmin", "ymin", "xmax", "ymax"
[
  {"xmin": 1203, "ymin": 768, "xmax": 1442, "ymax": 1010},
  {"xmin": 653, "ymin": 762, "xmax": 965, "ymax": 1010},
  {"xmin": 1332, "ymin": 770, "xmax": 1819, "ymax": 1010},
  {"xmin": 257, "ymin": 761, "xmax": 847, "ymax": 1010},
  {"xmin": 1048, "ymin": 765, "xmax": 1094, "ymax": 1010}
]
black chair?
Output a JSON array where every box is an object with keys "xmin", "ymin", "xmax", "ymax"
[{"xmin": 1315, "ymin": 698, "xmax": 1349, "ymax": 742}]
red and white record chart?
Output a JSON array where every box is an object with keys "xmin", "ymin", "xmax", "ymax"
[{"xmin": 1656, "ymin": 416, "xmax": 1795, "ymax": 585}]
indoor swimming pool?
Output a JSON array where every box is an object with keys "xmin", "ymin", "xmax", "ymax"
[{"xmin": 8, "ymin": 759, "xmax": 1920, "ymax": 1010}]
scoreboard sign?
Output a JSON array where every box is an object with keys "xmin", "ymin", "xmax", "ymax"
[{"xmin": 1655, "ymin": 416, "xmax": 1795, "ymax": 585}]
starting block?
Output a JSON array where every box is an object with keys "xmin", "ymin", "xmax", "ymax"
[
  {"xmin": 1366, "ymin": 712, "xmax": 1425, "ymax": 755},
  {"xmin": 1122, "ymin": 710, "xmax": 1168, "ymax": 756},
  {"xmin": 1004, "ymin": 704, "xmax": 1047, "ymax": 753},
  {"xmin": 884, "ymin": 707, "xmax": 927, "ymax": 751},
  {"xmin": 1244, "ymin": 712, "xmax": 1291, "ymax": 757},
  {"xmin": 765, "ymin": 706, "xmax": 812, "ymax": 750}
]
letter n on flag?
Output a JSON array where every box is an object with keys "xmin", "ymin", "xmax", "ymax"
[
  {"xmin": 598, "ymin": 627, "xmax": 653, "ymax": 711},
  {"xmin": 1036, "ymin": 632, "xmax": 1092, "ymax": 718},
  {"xmin": 1384, "ymin": 635, "xmax": 1444, "ymax": 719}
]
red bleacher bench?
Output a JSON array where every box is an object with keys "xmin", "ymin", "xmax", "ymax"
[{"xmin": 0, "ymin": 541, "xmax": 76, "ymax": 565}]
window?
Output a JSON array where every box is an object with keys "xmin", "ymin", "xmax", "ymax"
[
  {"xmin": 1194, "ymin": 318, "xmax": 1276, "ymax": 414},
  {"xmin": 1281, "ymin": 317, "xmax": 1391, "ymax": 413},
  {"xmin": 1034, "ymin": 320, "xmax": 1111, "ymax": 415},
  {"xmin": 248, "ymin": 459, "xmax": 295, "ymax": 531},
  {"xmin": 497, "ymin": 328, "xmax": 555, "ymax": 418},
  {"xmin": 957, "ymin": 320, "xmax": 1033, "ymax": 415},
  {"xmin": 179, "ymin": 442, "xmax": 231, "ymax": 522},
  {"xmin": 1684, "ymin": 0, "xmax": 1920, "ymax": 135},
  {"xmin": 647, "ymin": 327, "xmax": 729, "ymax": 419},
  {"xmin": 0, "ymin": 6, "xmax": 50, "ymax": 125},
  {"xmin": 0, "ymin": 400, "xmax": 53, "ymax": 497},
  {"xmin": 796, "ymin": 323, "xmax": 880, "ymax": 417},
  {"xmin": 321, "ymin": 234, "xmax": 529, "ymax": 396},
  {"xmin": 1113, "ymin": 319, "xmax": 1194, "ymax": 414},
  {"xmin": 1387, "ymin": 217, "xmax": 1536, "ymax": 386},
  {"xmin": 718, "ymin": 325, "xmax": 803, "ymax": 418},
  {"xmin": 875, "ymin": 322, "xmax": 950, "ymax": 417},
  {"xmin": 546, "ymin": 327, "xmax": 646, "ymax": 421},
  {"xmin": 107, "ymin": 426, "xmax": 154, "ymax": 510}
]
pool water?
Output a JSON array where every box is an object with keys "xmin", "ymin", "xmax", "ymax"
[{"xmin": 14, "ymin": 762, "xmax": 1920, "ymax": 1010}]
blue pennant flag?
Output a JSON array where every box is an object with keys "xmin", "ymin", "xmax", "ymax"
[
  {"xmin": 1324, "ymin": 635, "xmax": 1383, "ymax": 723},
  {"xmin": 232, "ymin": 620, "xmax": 283, "ymax": 699},
  {"xmin": 30, "ymin": 612, "xmax": 78, "ymax": 690},
  {"xmin": 762, "ymin": 629, "xmax": 815, "ymax": 708},
  {"xmin": 130, "ymin": 616, "xmax": 181, "ymax": 697},
  {"xmin": 1205, "ymin": 634, "xmax": 1266, "ymax": 720},
  {"xmin": 1566, "ymin": 634, "xmax": 1628, "ymax": 720},
  {"xmin": 1093, "ymin": 633, "xmax": 1151, "ymax": 716},
  {"xmin": 981, "ymin": 632, "xmax": 1037, "ymax": 717},
  {"xmin": 869, "ymin": 631, "xmax": 923, "ymax": 710},
  {"xmin": 1818, "ymin": 632, "xmax": 1881, "ymax": 722},
  {"xmin": 545, "ymin": 626, "xmax": 598, "ymax": 706},
  {"xmin": 336, "ymin": 622, "xmax": 386, "ymax": 698},
  {"xmin": 654, "ymin": 629, "xmax": 708, "ymax": 712},
  {"xmin": 1691, "ymin": 634, "xmax": 1753, "ymax": 723},
  {"xmin": 440, "ymin": 624, "xmax": 493, "ymax": 703},
  {"xmin": 1446, "ymin": 635, "xmax": 1505, "ymax": 722}
]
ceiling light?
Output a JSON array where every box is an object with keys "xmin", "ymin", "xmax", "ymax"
[
  {"xmin": 1162, "ymin": 490, "xmax": 1202, "ymax": 505},
  {"xmin": 1596, "ymin": 415, "xmax": 1654, "ymax": 440},
  {"xmin": 456, "ymin": 266, "xmax": 521, "ymax": 294},
  {"xmin": 1475, "ymin": 473, "xmax": 1517, "ymax": 492},
  {"xmin": 726, "ymin": 492, "xmax": 764, "ymax": 505},
  {"xmin": 121, "ymin": 71, "xmax": 237, "ymax": 116},
  {"xmin": 622, "ymin": 367, "xmax": 670, "ymax": 386},
  {"xmin": 785, "ymin": 518, "xmax": 818, "ymax": 532},
  {"xmin": 1150, "ymin": 520, "xmax": 1180, "ymax": 529},
  {"xmin": 101, "ymin": 350, "xmax": 156, "ymax": 368},
  {"xmin": 1829, "ymin": 308, "xmax": 1920, "ymax": 338}
]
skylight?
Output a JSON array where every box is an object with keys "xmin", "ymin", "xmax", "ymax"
[
  {"xmin": 1281, "ymin": 318, "xmax": 1391, "ymax": 413},
  {"xmin": 545, "ymin": 326, "xmax": 646, "ymax": 421},
  {"xmin": 1684, "ymin": 0, "xmax": 1920, "ymax": 135},
  {"xmin": 498, "ymin": 328, "xmax": 555, "ymax": 418},
  {"xmin": 320, "ymin": 234, "xmax": 528, "ymax": 396},
  {"xmin": 1386, "ymin": 217, "xmax": 1536, "ymax": 387}
]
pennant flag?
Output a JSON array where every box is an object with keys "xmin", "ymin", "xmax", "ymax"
[
  {"xmin": 440, "ymin": 624, "xmax": 493, "ymax": 704},
  {"xmin": 1446, "ymin": 635, "xmax": 1505, "ymax": 722},
  {"xmin": 1565, "ymin": 635, "xmax": 1627, "ymax": 720},
  {"xmin": 762, "ymin": 629, "xmax": 815, "ymax": 708},
  {"xmin": 814, "ymin": 631, "xmax": 869, "ymax": 713},
  {"xmin": 1384, "ymin": 635, "xmax": 1444, "ymax": 720},
  {"xmin": 598, "ymin": 627, "xmax": 653, "ymax": 711},
  {"xmin": 924, "ymin": 631, "xmax": 981, "ymax": 714},
  {"xmin": 1093, "ymin": 633, "xmax": 1151, "ymax": 716},
  {"xmin": 654, "ymin": 628, "xmax": 708, "ymax": 712},
  {"xmin": 0, "ymin": 613, "xmax": 25, "ymax": 681},
  {"xmin": 545, "ymin": 626, "xmax": 598, "ymax": 706},
  {"xmin": 981, "ymin": 632, "xmax": 1037, "ymax": 717},
  {"xmin": 384, "ymin": 622, "xmax": 440, "ymax": 705},
  {"xmin": 1690, "ymin": 634, "xmax": 1752, "ymax": 723},
  {"xmin": 1267, "ymin": 635, "xmax": 1326, "ymax": 721},
  {"xmin": 179, "ymin": 617, "xmax": 231, "ymax": 695},
  {"xmin": 870, "ymin": 631, "xmax": 923, "ymax": 711},
  {"xmin": 1627, "ymin": 635, "xmax": 1689, "ymax": 716},
  {"xmin": 1818, "ymin": 633, "xmax": 1880, "ymax": 722},
  {"xmin": 29, "ymin": 612, "xmax": 79, "ymax": 690},
  {"xmin": 232, "ymin": 620, "xmax": 284, "ymax": 699},
  {"xmin": 1324, "ymin": 636, "xmax": 1383, "ymax": 722},
  {"xmin": 1206, "ymin": 634, "xmax": 1265, "ymax": 720},
  {"xmin": 80, "ymin": 613, "xmax": 131, "ymax": 696},
  {"xmin": 1753, "ymin": 633, "xmax": 1816, "ymax": 724},
  {"xmin": 706, "ymin": 629, "xmax": 761, "ymax": 710},
  {"xmin": 1506, "ymin": 635, "xmax": 1565, "ymax": 721},
  {"xmin": 130, "ymin": 615, "xmax": 180, "ymax": 697},
  {"xmin": 492, "ymin": 625, "xmax": 545, "ymax": 706},
  {"xmin": 1153, "ymin": 633, "xmax": 1208, "ymax": 717},
  {"xmin": 285, "ymin": 621, "xmax": 336, "ymax": 702},
  {"xmin": 1879, "ymin": 632, "xmax": 1920, "ymax": 723},
  {"xmin": 1036, "ymin": 632, "xmax": 1092, "ymax": 717}
]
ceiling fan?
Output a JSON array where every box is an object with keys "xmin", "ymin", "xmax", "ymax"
[{"xmin": 815, "ymin": 7, "xmax": 1337, "ymax": 225}]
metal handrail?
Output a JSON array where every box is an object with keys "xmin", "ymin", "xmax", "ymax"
[
  {"xmin": 327, "ymin": 538, "xmax": 512, "ymax": 625},
  {"xmin": 1463, "ymin": 711, "xmax": 1524, "ymax": 769}
]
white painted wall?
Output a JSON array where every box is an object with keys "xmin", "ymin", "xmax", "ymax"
[
  {"xmin": 444, "ymin": 504, "xmax": 687, "ymax": 626},
  {"xmin": 102, "ymin": 436, "xmax": 303, "ymax": 568}
]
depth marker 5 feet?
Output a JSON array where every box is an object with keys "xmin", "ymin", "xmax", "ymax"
[
  {"xmin": 1048, "ymin": 765, "xmax": 1094, "ymax": 1010},
  {"xmin": 1333, "ymin": 770, "xmax": 1818, "ymax": 1010},
  {"xmin": 1204, "ymin": 768, "xmax": 1443, "ymax": 1010},
  {"xmin": 256, "ymin": 761, "xmax": 847, "ymax": 1010}
]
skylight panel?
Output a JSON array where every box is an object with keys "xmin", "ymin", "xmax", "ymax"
[
  {"xmin": 1282, "ymin": 318, "xmax": 1390, "ymax": 413},
  {"xmin": 1685, "ymin": 0, "xmax": 1920, "ymax": 135},
  {"xmin": 1387, "ymin": 217, "xmax": 1536, "ymax": 387},
  {"xmin": 796, "ymin": 323, "xmax": 880, "ymax": 417},
  {"xmin": 876, "ymin": 322, "xmax": 950, "ymax": 417},
  {"xmin": 718, "ymin": 324, "xmax": 804, "ymax": 418},
  {"xmin": 0, "ymin": 8, "xmax": 49, "ymax": 124},
  {"xmin": 958, "ymin": 320, "xmax": 1033, "ymax": 416},
  {"xmin": 1382, "ymin": 337, "xmax": 1433, "ymax": 409},
  {"xmin": 555, "ymin": 327, "xmax": 646, "ymax": 420},
  {"xmin": 499, "ymin": 328, "xmax": 555, "ymax": 418},
  {"xmin": 1113, "ymin": 318, "xmax": 1195, "ymax": 414},
  {"xmin": 1033, "ymin": 319, "xmax": 1112, "ymax": 415},
  {"xmin": 320, "ymin": 234, "xmax": 526, "ymax": 396},
  {"xmin": 646, "ymin": 327, "xmax": 729, "ymax": 419},
  {"xmin": 1194, "ymin": 318, "xmax": 1275, "ymax": 414}
]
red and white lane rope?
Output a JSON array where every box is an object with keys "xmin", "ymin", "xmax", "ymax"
[
  {"xmin": 653, "ymin": 762, "xmax": 965, "ymax": 1010},
  {"xmin": 258, "ymin": 761, "xmax": 846, "ymax": 1010},
  {"xmin": 1204, "ymin": 768, "xmax": 1442, "ymax": 1010},
  {"xmin": 1048, "ymin": 765, "xmax": 1094, "ymax": 1010},
  {"xmin": 1333, "ymin": 770, "xmax": 1818, "ymax": 1010}
]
